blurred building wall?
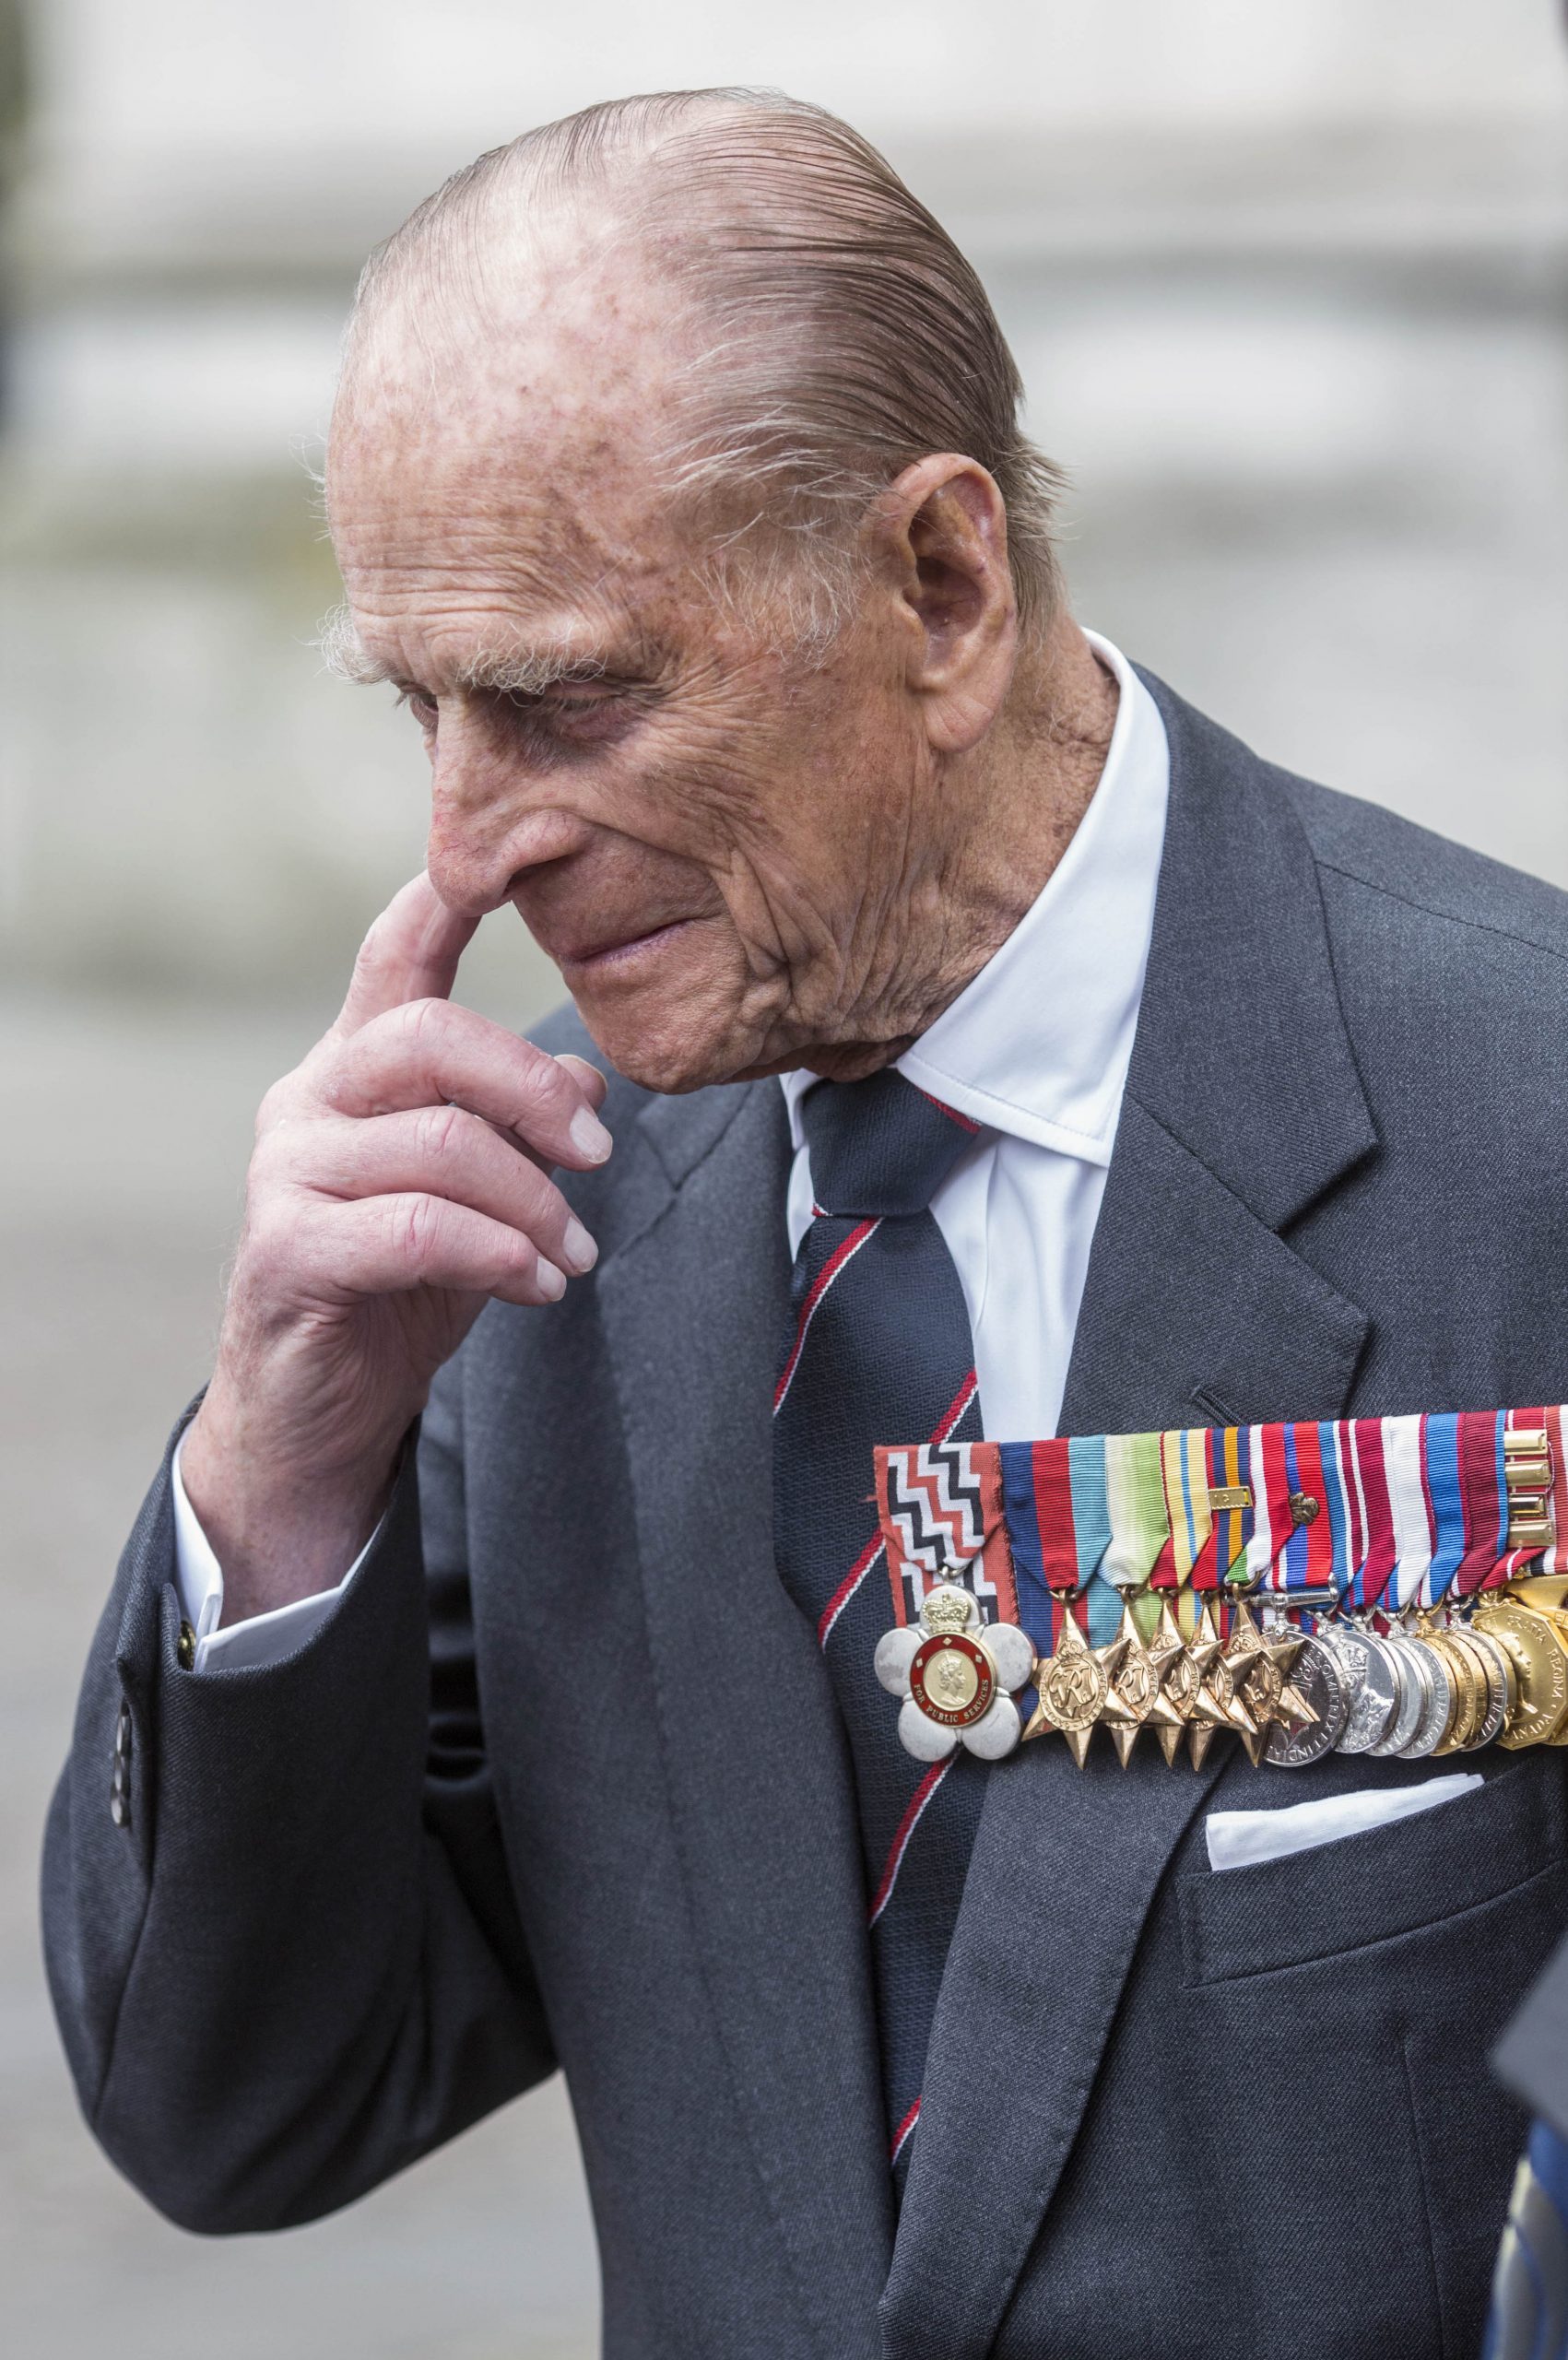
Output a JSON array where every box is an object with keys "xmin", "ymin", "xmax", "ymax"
[
  {"xmin": 2, "ymin": 0, "xmax": 1565, "ymax": 1023},
  {"xmin": 1, "ymin": 14, "xmax": 1564, "ymax": 2360}
]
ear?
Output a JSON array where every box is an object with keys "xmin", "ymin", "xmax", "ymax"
[{"xmin": 870, "ymin": 454, "xmax": 1020, "ymax": 754}]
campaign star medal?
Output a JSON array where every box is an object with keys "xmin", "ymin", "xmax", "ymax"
[
  {"xmin": 1023, "ymin": 1613, "xmax": 1129, "ymax": 1766},
  {"xmin": 1185, "ymin": 1599, "xmax": 1258, "ymax": 1768},
  {"xmin": 1149, "ymin": 1599, "xmax": 1204, "ymax": 1764},
  {"xmin": 1222, "ymin": 1601, "xmax": 1319, "ymax": 1766},
  {"xmin": 875, "ymin": 1582, "xmax": 1037, "ymax": 1763},
  {"xmin": 1104, "ymin": 1606, "xmax": 1186, "ymax": 1766}
]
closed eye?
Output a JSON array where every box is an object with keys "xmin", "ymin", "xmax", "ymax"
[{"xmin": 392, "ymin": 677, "xmax": 656, "ymax": 750}]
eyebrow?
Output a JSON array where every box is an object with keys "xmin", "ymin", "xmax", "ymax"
[{"xmin": 314, "ymin": 605, "xmax": 660, "ymax": 697}]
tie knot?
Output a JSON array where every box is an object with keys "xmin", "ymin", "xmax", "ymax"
[{"xmin": 801, "ymin": 1069, "xmax": 980, "ymax": 1216}]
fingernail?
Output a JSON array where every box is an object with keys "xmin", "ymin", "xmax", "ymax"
[
  {"xmin": 561, "ymin": 1215, "xmax": 598, "ymax": 1274},
  {"xmin": 536, "ymin": 1257, "xmax": 566, "ymax": 1301},
  {"xmin": 570, "ymin": 1107, "xmax": 613, "ymax": 1162}
]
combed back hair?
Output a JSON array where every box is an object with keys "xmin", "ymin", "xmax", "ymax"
[{"xmin": 346, "ymin": 88, "xmax": 1066, "ymax": 652}]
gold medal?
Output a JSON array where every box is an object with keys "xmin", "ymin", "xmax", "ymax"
[
  {"xmin": 1103, "ymin": 1606, "xmax": 1185, "ymax": 1766},
  {"xmin": 1222, "ymin": 1601, "xmax": 1320, "ymax": 1766},
  {"xmin": 908, "ymin": 1632, "xmax": 994, "ymax": 1728},
  {"xmin": 1426, "ymin": 1628, "xmax": 1485, "ymax": 1755},
  {"xmin": 1456, "ymin": 1622, "xmax": 1516, "ymax": 1749},
  {"xmin": 1500, "ymin": 1588, "xmax": 1568, "ymax": 1747},
  {"xmin": 1474, "ymin": 1601, "xmax": 1568, "ymax": 1748},
  {"xmin": 1185, "ymin": 1599, "xmax": 1257, "ymax": 1768},
  {"xmin": 1023, "ymin": 1614, "xmax": 1128, "ymax": 1766},
  {"xmin": 1144, "ymin": 1600, "xmax": 1197, "ymax": 1764}
]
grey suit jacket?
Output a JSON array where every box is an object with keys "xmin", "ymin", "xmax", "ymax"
[{"xmin": 43, "ymin": 676, "xmax": 1568, "ymax": 2359}]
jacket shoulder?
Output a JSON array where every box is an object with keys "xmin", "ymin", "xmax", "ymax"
[{"xmin": 1280, "ymin": 773, "xmax": 1568, "ymax": 975}]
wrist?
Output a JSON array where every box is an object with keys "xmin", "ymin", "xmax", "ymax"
[{"xmin": 182, "ymin": 1384, "xmax": 406, "ymax": 1622}]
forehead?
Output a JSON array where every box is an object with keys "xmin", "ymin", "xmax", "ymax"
[{"xmin": 326, "ymin": 257, "xmax": 702, "ymax": 673}]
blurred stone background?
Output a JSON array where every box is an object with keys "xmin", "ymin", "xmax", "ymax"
[{"xmin": 1, "ymin": 4, "xmax": 1564, "ymax": 2355}]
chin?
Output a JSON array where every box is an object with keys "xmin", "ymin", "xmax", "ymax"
[{"xmin": 571, "ymin": 985, "xmax": 758, "ymax": 1097}]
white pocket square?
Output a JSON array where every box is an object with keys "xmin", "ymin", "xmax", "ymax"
[{"xmin": 1205, "ymin": 1772, "xmax": 1483, "ymax": 1873}]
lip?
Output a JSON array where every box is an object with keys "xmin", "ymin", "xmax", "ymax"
[{"xmin": 554, "ymin": 916, "xmax": 698, "ymax": 974}]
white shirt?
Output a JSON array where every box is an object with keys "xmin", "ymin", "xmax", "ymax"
[{"xmin": 172, "ymin": 631, "xmax": 1170, "ymax": 1671}]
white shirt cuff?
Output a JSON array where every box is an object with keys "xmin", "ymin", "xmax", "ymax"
[{"xmin": 171, "ymin": 1432, "xmax": 378, "ymax": 1672}]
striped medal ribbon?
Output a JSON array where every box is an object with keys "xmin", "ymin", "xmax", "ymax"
[{"xmin": 872, "ymin": 1405, "xmax": 1567, "ymax": 1771}]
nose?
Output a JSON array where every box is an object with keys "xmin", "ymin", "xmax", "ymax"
[{"xmin": 423, "ymin": 713, "xmax": 594, "ymax": 918}]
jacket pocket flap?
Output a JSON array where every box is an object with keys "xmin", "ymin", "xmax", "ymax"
[{"xmin": 1181, "ymin": 1757, "xmax": 1564, "ymax": 1984}]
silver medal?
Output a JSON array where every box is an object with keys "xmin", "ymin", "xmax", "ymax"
[
  {"xmin": 1365, "ymin": 1635, "xmax": 1427, "ymax": 1757},
  {"xmin": 877, "ymin": 1581, "xmax": 1036, "ymax": 1763},
  {"xmin": 1332, "ymin": 1628, "xmax": 1400, "ymax": 1754},
  {"xmin": 1263, "ymin": 1632, "xmax": 1351, "ymax": 1767},
  {"xmin": 1397, "ymin": 1640, "xmax": 1453, "ymax": 1758}
]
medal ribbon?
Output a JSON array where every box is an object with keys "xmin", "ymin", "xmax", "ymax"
[
  {"xmin": 997, "ymin": 1435, "xmax": 1114, "ymax": 1658},
  {"xmin": 1275, "ymin": 1420, "xmax": 1337, "ymax": 1600},
  {"xmin": 1320, "ymin": 1420, "xmax": 1365, "ymax": 1607},
  {"xmin": 1418, "ymin": 1411, "xmax": 1468, "ymax": 1610},
  {"xmin": 1500, "ymin": 1405, "xmax": 1555, "ymax": 1582},
  {"xmin": 1249, "ymin": 1421, "xmax": 1301, "ymax": 1594},
  {"xmin": 1541, "ymin": 1406, "xmax": 1568, "ymax": 1577},
  {"xmin": 1207, "ymin": 1425, "xmax": 1251, "ymax": 1589},
  {"xmin": 1381, "ymin": 1414, "xmax": 1435, "ymax": 1615},
  {"xmin": 1453, "ymin": 1409, "xmax": 1508, "ymax": 1599},
  {"xmin": 1349, "ymin": 1417, "xmax": 1397, "ymax": 1613},
  {"xmin": 1102, "ymin": 1431, "xmax": 1169, "ymax": 1593},
  {"xmin": 957, "ymin": 1405, "xmax": 1562, "ymax": 1660},
  {"xmin": 1156, "ymin": 1426, "xmax": 1215, "ymax": 1591},
  {"xmin": 872, "ymin": 1439, "xmax": 1017, "ymax": 1629}
]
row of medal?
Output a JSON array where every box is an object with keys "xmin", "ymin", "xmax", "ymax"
[
  {"xmin": 875, "ymin": 1578, "xmax": 1568, "ymax": 1770},
  {"xmin": 873, "ymin": 1412, "xmax": 1567, "ymax": 1769}
]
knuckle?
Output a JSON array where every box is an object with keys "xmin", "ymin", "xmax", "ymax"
[
  {"xmin": 352, "ymin": 914, "xmax": 395, "ymax": 976},
  {"xmin": 401, "ymin": 996, "xmax": 452, "ymax": 1052},
  {"xmin": 416, "ymin": 1101, "xmax": 471, "ymax": 1163},
  {"xmin": 504, "ymin": 1048, "xmax": 568, "ymax": 1130},
  {"xmin": 389, "ymin": 1191, "xmax": 443, "ymax": 1273},
  {"xmin": 254, "ymin": 1071, "xmax": 303, "ymax": 1137},
  {"xmin": 245, "ymin": 1129, "xmax": 288, "ymax": 1193}
]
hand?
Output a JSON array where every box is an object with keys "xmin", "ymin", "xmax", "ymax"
[{"xmin": 180, "ymin": 875, "xmax": 612, "ymax": 1622}]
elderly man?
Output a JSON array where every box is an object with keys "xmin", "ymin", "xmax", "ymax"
[{"xmin": 43, "ymin": 88, "xmax": 1568, "ymax": 2360}]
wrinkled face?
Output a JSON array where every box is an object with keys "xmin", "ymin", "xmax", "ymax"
[{"xmin": 327, "ymin": 275, "xmax": 949, "ymax": 1093}]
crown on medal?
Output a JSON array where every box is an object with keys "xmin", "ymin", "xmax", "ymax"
[{"xmin": 921, "ymin": 1583, "xmax": 974, "ymax": 1634}]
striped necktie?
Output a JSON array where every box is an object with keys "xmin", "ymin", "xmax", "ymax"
[{"xmin": 772, "ymin": 1067, "xmax": 985, "ymax": 2195}]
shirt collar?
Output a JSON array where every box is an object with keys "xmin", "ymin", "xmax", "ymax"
[{"xmin": 779, "ymin": 631, "xmax": 1169, "ymax": 1166}]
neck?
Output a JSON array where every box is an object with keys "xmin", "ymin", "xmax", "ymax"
[{"xmin": 803, "ymin": 615, "xmax": 1119, "ymax": 1084}]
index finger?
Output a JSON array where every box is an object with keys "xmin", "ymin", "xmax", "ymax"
[{"xmin": 331, "ymin": 875, "xmax": 479, "ymax": 1040}]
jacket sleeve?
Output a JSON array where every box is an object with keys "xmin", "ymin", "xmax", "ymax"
[{"xmin": 40, "ymin": 1364, "xmax": 556, "ymax": 2234}]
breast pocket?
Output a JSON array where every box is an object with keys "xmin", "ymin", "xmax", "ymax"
[
  {"xmin": 1176, "ymin": 1754, "xmax": 1568, "ymax": 2360},
  {"xmin": 1180, "ymin": 1753, "xmax": 1566, "ymax": 1986}
]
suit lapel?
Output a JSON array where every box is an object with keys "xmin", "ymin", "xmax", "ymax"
[
  {"xmin": 597, "ymin": 1079, "xmax": 892, "ymax": 2358},
  {"xmin": 882, "ymin": 676, "xmax": 1377, "ymax": 2359}
]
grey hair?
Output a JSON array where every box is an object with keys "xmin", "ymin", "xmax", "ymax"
[
  {"xmin": 346, "ymin": 88, "xmax": 1066, "ymax": 655},
  {"xmin": 315, "ymin": 604, "xmax": 612, "ymax": 695}
]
